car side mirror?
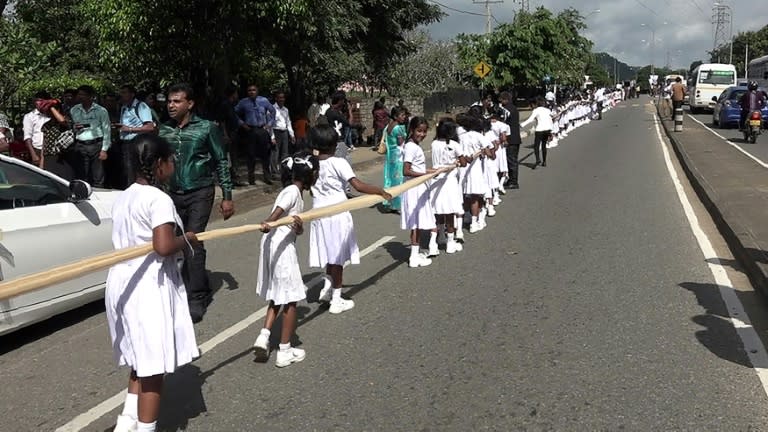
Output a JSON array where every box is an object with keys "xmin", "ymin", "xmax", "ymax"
[
  {"xmin": 711, "ymin": 96, "xmax": 718, "ymax": 102},
  {"xmin": 69, "ymin": 179, "xmax": 92, "ymax": 201}
]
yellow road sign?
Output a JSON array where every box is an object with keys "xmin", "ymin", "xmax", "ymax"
[{"xmin": 474, "ymin": 61, "xmax": 492, "ymax": 79}]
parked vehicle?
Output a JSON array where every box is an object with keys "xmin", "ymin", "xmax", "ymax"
[
  {"xmin": 0, "ymin": 154, "xmax": 119, "ymax": 336},
  {"xmin": 689, "ymin": 63, "xmax": 737, "ymax": 113},
  {"xmin": 711, "ymin": 86, "xmax": 768, "ymax": 129}
]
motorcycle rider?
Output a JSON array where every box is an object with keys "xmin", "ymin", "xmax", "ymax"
[{"xmin": 740, "ymin": 81, "xmax": 766, "ymax": 130}]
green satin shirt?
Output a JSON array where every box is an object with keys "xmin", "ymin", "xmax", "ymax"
[{"xmin": 159, "ymin": 114, "xmax": 233, "ymax": 201}]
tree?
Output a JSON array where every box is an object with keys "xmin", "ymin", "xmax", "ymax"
[
  {"xmin": 689, "ymin": 60, "xmax": 704, "ymax": 74},
  {"xmin": 383, "ymin": 30, "xmax": 466, "ymax": 97},
  {"xmin": 710, "ymin": 24, "xmax": 768, "ymax": 76},
  {"xmin": 0, "ymin": 20, "xmax": 56, "ymax": 108}
]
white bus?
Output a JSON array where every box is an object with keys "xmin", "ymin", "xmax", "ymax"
[
  {"xmin": 748, "ymin": 54, "xmax": 768, "ymax": 89},
  {"xmin": 688, "ymin": 63, "xmax": 737, "ymax": 113}
]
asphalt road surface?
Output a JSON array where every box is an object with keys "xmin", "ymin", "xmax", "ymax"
[
  {"xmin": 3, "ymin": 100, "xmax": 768, "ymax": 431},
  {"xmin": 688, "ymin": 107, "xmax": 768, "ymax": 165}
]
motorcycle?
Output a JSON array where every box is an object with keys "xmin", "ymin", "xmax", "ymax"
[{"xmin": 743, "ymin": 110, "xmax": 764, "ymax": 144}]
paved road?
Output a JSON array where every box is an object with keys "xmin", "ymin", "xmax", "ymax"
[
  {"xmin": 2, "ymin": 100, "xmax": 768, "ymax": 431},
  {"xmin": 688, "ymin": 108, "xmax": 768, "ymax": 165}
]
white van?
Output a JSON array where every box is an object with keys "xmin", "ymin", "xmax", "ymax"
[{"xmin": 689, "ymin": 63, "xmax": 737, "ymax": 113}]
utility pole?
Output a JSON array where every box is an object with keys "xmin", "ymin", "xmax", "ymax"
[
  {"xmin": 712, "ymin": 3, "xmax": 732, "ymax": 63},
  {"xmin": 473, "ymin": 0, "xmax": 503, "ymax": 34}
]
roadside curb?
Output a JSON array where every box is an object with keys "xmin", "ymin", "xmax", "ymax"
[{"xmin": 658, "ymin": 109, "xmax": 768, "ymax": 299}]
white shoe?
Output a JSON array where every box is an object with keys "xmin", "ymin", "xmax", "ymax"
[
  {"xmin": 113, "ymin": 415, "xmax": 137, "ymax": 432},
  {"xmin": 409, "ymin": 253, "xmax": 432, "ymax": 268},
  {"xmin": 317, "ymin": 276, "xmax": 332, "ymax": 303},
  {"xmin": 492, "ymin": 196, "xmax": 501, "ymax": 206},
  {"xmin": 498, "ymin": 187, "xmax": 506, "ymax": 195},
  {"xmin": 469, "ymin": 222, "xmax": 481, "ymax": 233},
  {"xmin": 427, "ymin": 244, "xmax": 440, "ymax": 257},
  {"xmin": 487, "ymin": 205, "xmax": 496, "ymax": 217},
  {"xmin": 329, "ymin": 297, "xmax": 355, "ymax": 314},
  {"xmin": 446, "ymin": 240, "xmax": 463, "ymax": 254},
  {"xmin": 253, "ymin": 332, "xmax": 270, "ymax": 360},
  {"xmin": 275, "ymin": 347, "xmax": 306, "ymax": 368},
  {"xmin": 455, "ymin": 228, "xmax": 465, "ymax": 241}
]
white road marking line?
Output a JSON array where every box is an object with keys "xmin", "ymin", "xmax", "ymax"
[
  {"xmin": 686, "ymin": 114, "xmax": 768, "ymax": 169},
  {"xmin": 55, "ymin": 234, "xmax": 397, "ymax": 432},
  {"xmin": 654, "ymin": 116, "xmax": 768, "ymax": 398}
]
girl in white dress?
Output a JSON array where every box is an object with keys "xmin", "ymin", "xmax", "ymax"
[
  {"xmin": 309, "ymin": 125, "xmax": 391, "ymax": 314},
  {"xmin": 430, "ymin": 119, "xmax": 466, "ymax": 254},
  {"xmin": 482, "ymin": 119, "xmax": 500, "ymax": 217},
  {"xmin": 253, "ymin": 152, "xmax": 319, "ymax": 367},
  {"xmin": 458, "ymin": 113, "xmax": 493, "ymax": 233},
  {"xmin": 107, "ymin": 134, "xmax": 199, "ymax": 432},
  {"xmin": 490, "ymin": 113, "xmax": 510, "ymax": 194},
  {"xmin": 401, "ymin": 116, "xmax": 437, "ymax": 267}
]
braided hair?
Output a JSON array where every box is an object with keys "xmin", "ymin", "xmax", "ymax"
[
  {"xmin": 280, "ymin": 151, "xmax": 320, "ymax": 189},
  {"xmin": 131, "ymin": 134, "xmax": 174, "ymax": 187}
]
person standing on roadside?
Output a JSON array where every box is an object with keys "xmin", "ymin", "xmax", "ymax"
[
  {"xmin": 324, "ymin": 91, "xmax": 352, "ymax": 161},
  {"xmin": 235, "ymin": 84, "xmax": 276, "ymax": 185},
  {"xmin": 671, "ymin": 76, "xmax": 687, "ymax": 115},
  {"xmin": 70, "ymin": 85, "xmax": 111, "ymax": 187},
  {"xmin": 271, "ymin": 91, "xmax": 295, "ymax": 174},
  {"xmin": 23, "ymin": 91, "xmax": 53, "ymax": 167},
  {"xmin": 117, "ymin": 85, "xmax": 156, "ymax": 189},
  {"xmin": 499, "ymin": 91, "xmax": 521, "ymax": 189},
  {"xmin": 159, "ymin": 83, "xmax": 235, "ymax": 323}
]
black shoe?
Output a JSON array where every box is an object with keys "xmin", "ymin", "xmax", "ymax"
[
  {"xmin": 508, "ymin": 183, "xmax": 519, "ymax": 190},
  {"xmin": 248, "ymin": 173, "xmax": 256, "ymax": 186},
  {"xmin": 188, "ymin": 301, "xmax": 207, "ymax": 324},
  {"xmin": 541, "ymin": 162, "xmax": 547, "ymax": 167},
  {"xmin": 262, "ymin": 174, "xmax": 273, "ymax": 185}
]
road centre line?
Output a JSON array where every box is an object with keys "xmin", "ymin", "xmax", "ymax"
[
  {"xmin": 686, "ymin": 114, "xmax": 768, "ymax": 169},
  {"xmin": 654, "ymin": 115, "xmax": 768, "ymax": 398},
  {"xmin": 55, "ymin": 235, "xmax": 397, "ymax": 432}
]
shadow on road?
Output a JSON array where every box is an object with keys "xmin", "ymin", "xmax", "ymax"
[
  {"xmin": 679, "ymin": 282, "xmax": 757, "ymax": 369},
  {"xmin": 209, "ymin": 270, "xmax": 240, "ymax": 294}
]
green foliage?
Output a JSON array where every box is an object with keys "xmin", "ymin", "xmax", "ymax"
[
  {"xmin": 459, "ymin": 7, "xmax": 594, "ymax": 88},
  {"xmin": 0, "ymin": 20, "xmax": 56, "ymax": 107},
  {"xmin": 18, "ymin": 74, "xmax": 113, "ymax": 101}
]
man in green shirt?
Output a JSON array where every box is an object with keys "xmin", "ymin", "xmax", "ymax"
[
  {"xmin": 70, "ymin": 85, "xmax": 111, "ymax": 187},
  {"xmin": 159, "ymin": 83, "xmax": 235, "ymax": 323}
]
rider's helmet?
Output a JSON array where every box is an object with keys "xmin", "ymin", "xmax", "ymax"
[{"xmin": 748, "ymin": 81, "xmax": 759, "ymax": 91}]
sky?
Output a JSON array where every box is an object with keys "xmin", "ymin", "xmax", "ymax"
[{"xmin": 426, "ymin": 0, "xmax": 768, "ymax": 69}]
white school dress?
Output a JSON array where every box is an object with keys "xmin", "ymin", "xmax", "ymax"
[
  {"xmin": 309, "ymin": 157, "xmax": 360, "ymax": 267},
  {"xmin": 461, "ymin": 130, "xmax": 488, "ymax": 196},
  {"xmin": 491, "ymin": 121, "xmax": 510, "ymax": 173},
  {"xmin": 430, "ymin": 139, "xmax": 464, "ymax": 215},
  {"xmin": 481, "ymin": 132, "xmax": 500, "ymax": 197},
  {"xmin": 105, "ymin": 183, "xmax": 199, "ymax": 378},
  {"xmin": 456, "ymin": 127, "xmax": 469, "ymax": 191},
  {"xmin": 401, "ymin": 141, "xmax": 436, "ymax": 230},
  {"xmin": 256, "ymin": 184, "xmax": 307, "ymax": 305}
]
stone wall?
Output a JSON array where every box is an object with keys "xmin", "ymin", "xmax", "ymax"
[{"xmin": 348, "ymin": 96, "xmax": 425, "ymax": 138}]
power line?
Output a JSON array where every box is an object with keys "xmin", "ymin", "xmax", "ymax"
[
  {"xmin": 428, "ymin": 0, "xmax": 486, "ymax": 17},
  {"xmin": 633, "ymin": 0, "xmax": 659, "ymax": 17}
]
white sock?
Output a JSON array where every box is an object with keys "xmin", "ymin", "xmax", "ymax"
[
  {"xmin": 332, "ymin": 288, "xmax": 342, "ymax": 301},
  {"xmin": 429, "ymin": 231, "xmax": 438, "ymax": 247},
  {"xmin": 121, "ymin": 392, "xmax": 138, "ymax": 420},
  {"xmin": 137, "ymin": 421, "xmax": 157, "ymax": 432},
  {"xmin": 471, "ymin": 216, "xmax": 478, "ymax": 224},
  {"xmin": 447, "ymin": 233, "xmax": 455, "ymax": 242},
  {"xmin": 279, "ymin": 343, "xmax": 290, "ymax": 352},
  {"xmin": 260, "ymin": 328, "xmax": 270, "ymax": 337},
  {"xmin": 410, "ymin": 244, "xmax": 419, "ymax": 259},
  {"xmin": 455, "ymin": 215, "xmax": 461, "ymax": 228}
]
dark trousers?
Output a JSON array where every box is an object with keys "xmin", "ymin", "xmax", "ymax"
[
  {"xmin": 244, "ymin": 127, "xmax": 272, "ymax": 180},
  {"xmin": 533, "ymin": 131, "xmax": 550, "ymax": 164},
  {"xmin": 597, "ymin": 101, "xmax": 604, "ymax": 120},
  {"xmin": 672, "ymin": 100, "xmax": 683, "ymax": 112},
  {"xmin": 72, "ymin": 138, "xmax": 105, "ymax": 187},
  {"xmin": 505, "ymin": 143, "xmax": 520, "ymax": 186},
  {"xmin": 171, "ymin": 186, "xmax": 215, "ymax": 305},
  {"xmin": 44, "ymin": 148, "xmax": 75, "ymax": 181},
  {"xmin": 272, "ymin": 129, "xmax": 292, "ymax": 174}
]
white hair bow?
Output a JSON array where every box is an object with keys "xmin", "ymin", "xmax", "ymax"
[{"xmin": 282, "ymin": 155, "xmax": 314, "ymax": 171}]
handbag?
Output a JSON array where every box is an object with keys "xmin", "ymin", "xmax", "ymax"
[
  {"xmin": 376, "ymin": 129, "xmax": 387, "ymax": 155},
  {"xmin": 42, "ymin": 122, "xmax": 75, "ymax": 156}
]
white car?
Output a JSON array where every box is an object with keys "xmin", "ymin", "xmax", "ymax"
[{"xmin": 0, "ymin": 154, "xmax": 120, "ymax": 336}]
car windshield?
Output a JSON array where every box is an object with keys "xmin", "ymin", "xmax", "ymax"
[
  {"xmin": 730, "ymin": 89, "xmax": 748, "ymax": 101},
  {"xmin": 699, "ymin": 70, "xmax": 735, "ymax": 85}
]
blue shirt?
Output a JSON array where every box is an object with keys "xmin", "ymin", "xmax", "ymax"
[
  {"xmin": 234, "ymin": 96, "xmax": 276, "ymax": 128},
  {"xmin": 70, "ymin": 103, "xmax": 112, "ymax": 150},
  {"xmin": 120, "ymin": 99, "xmax": 154, "ymax": 141}
]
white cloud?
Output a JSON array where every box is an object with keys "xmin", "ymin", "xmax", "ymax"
[{"xmin": 426, "ymin": 0, "xmax": 767, "ymax": 69}]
